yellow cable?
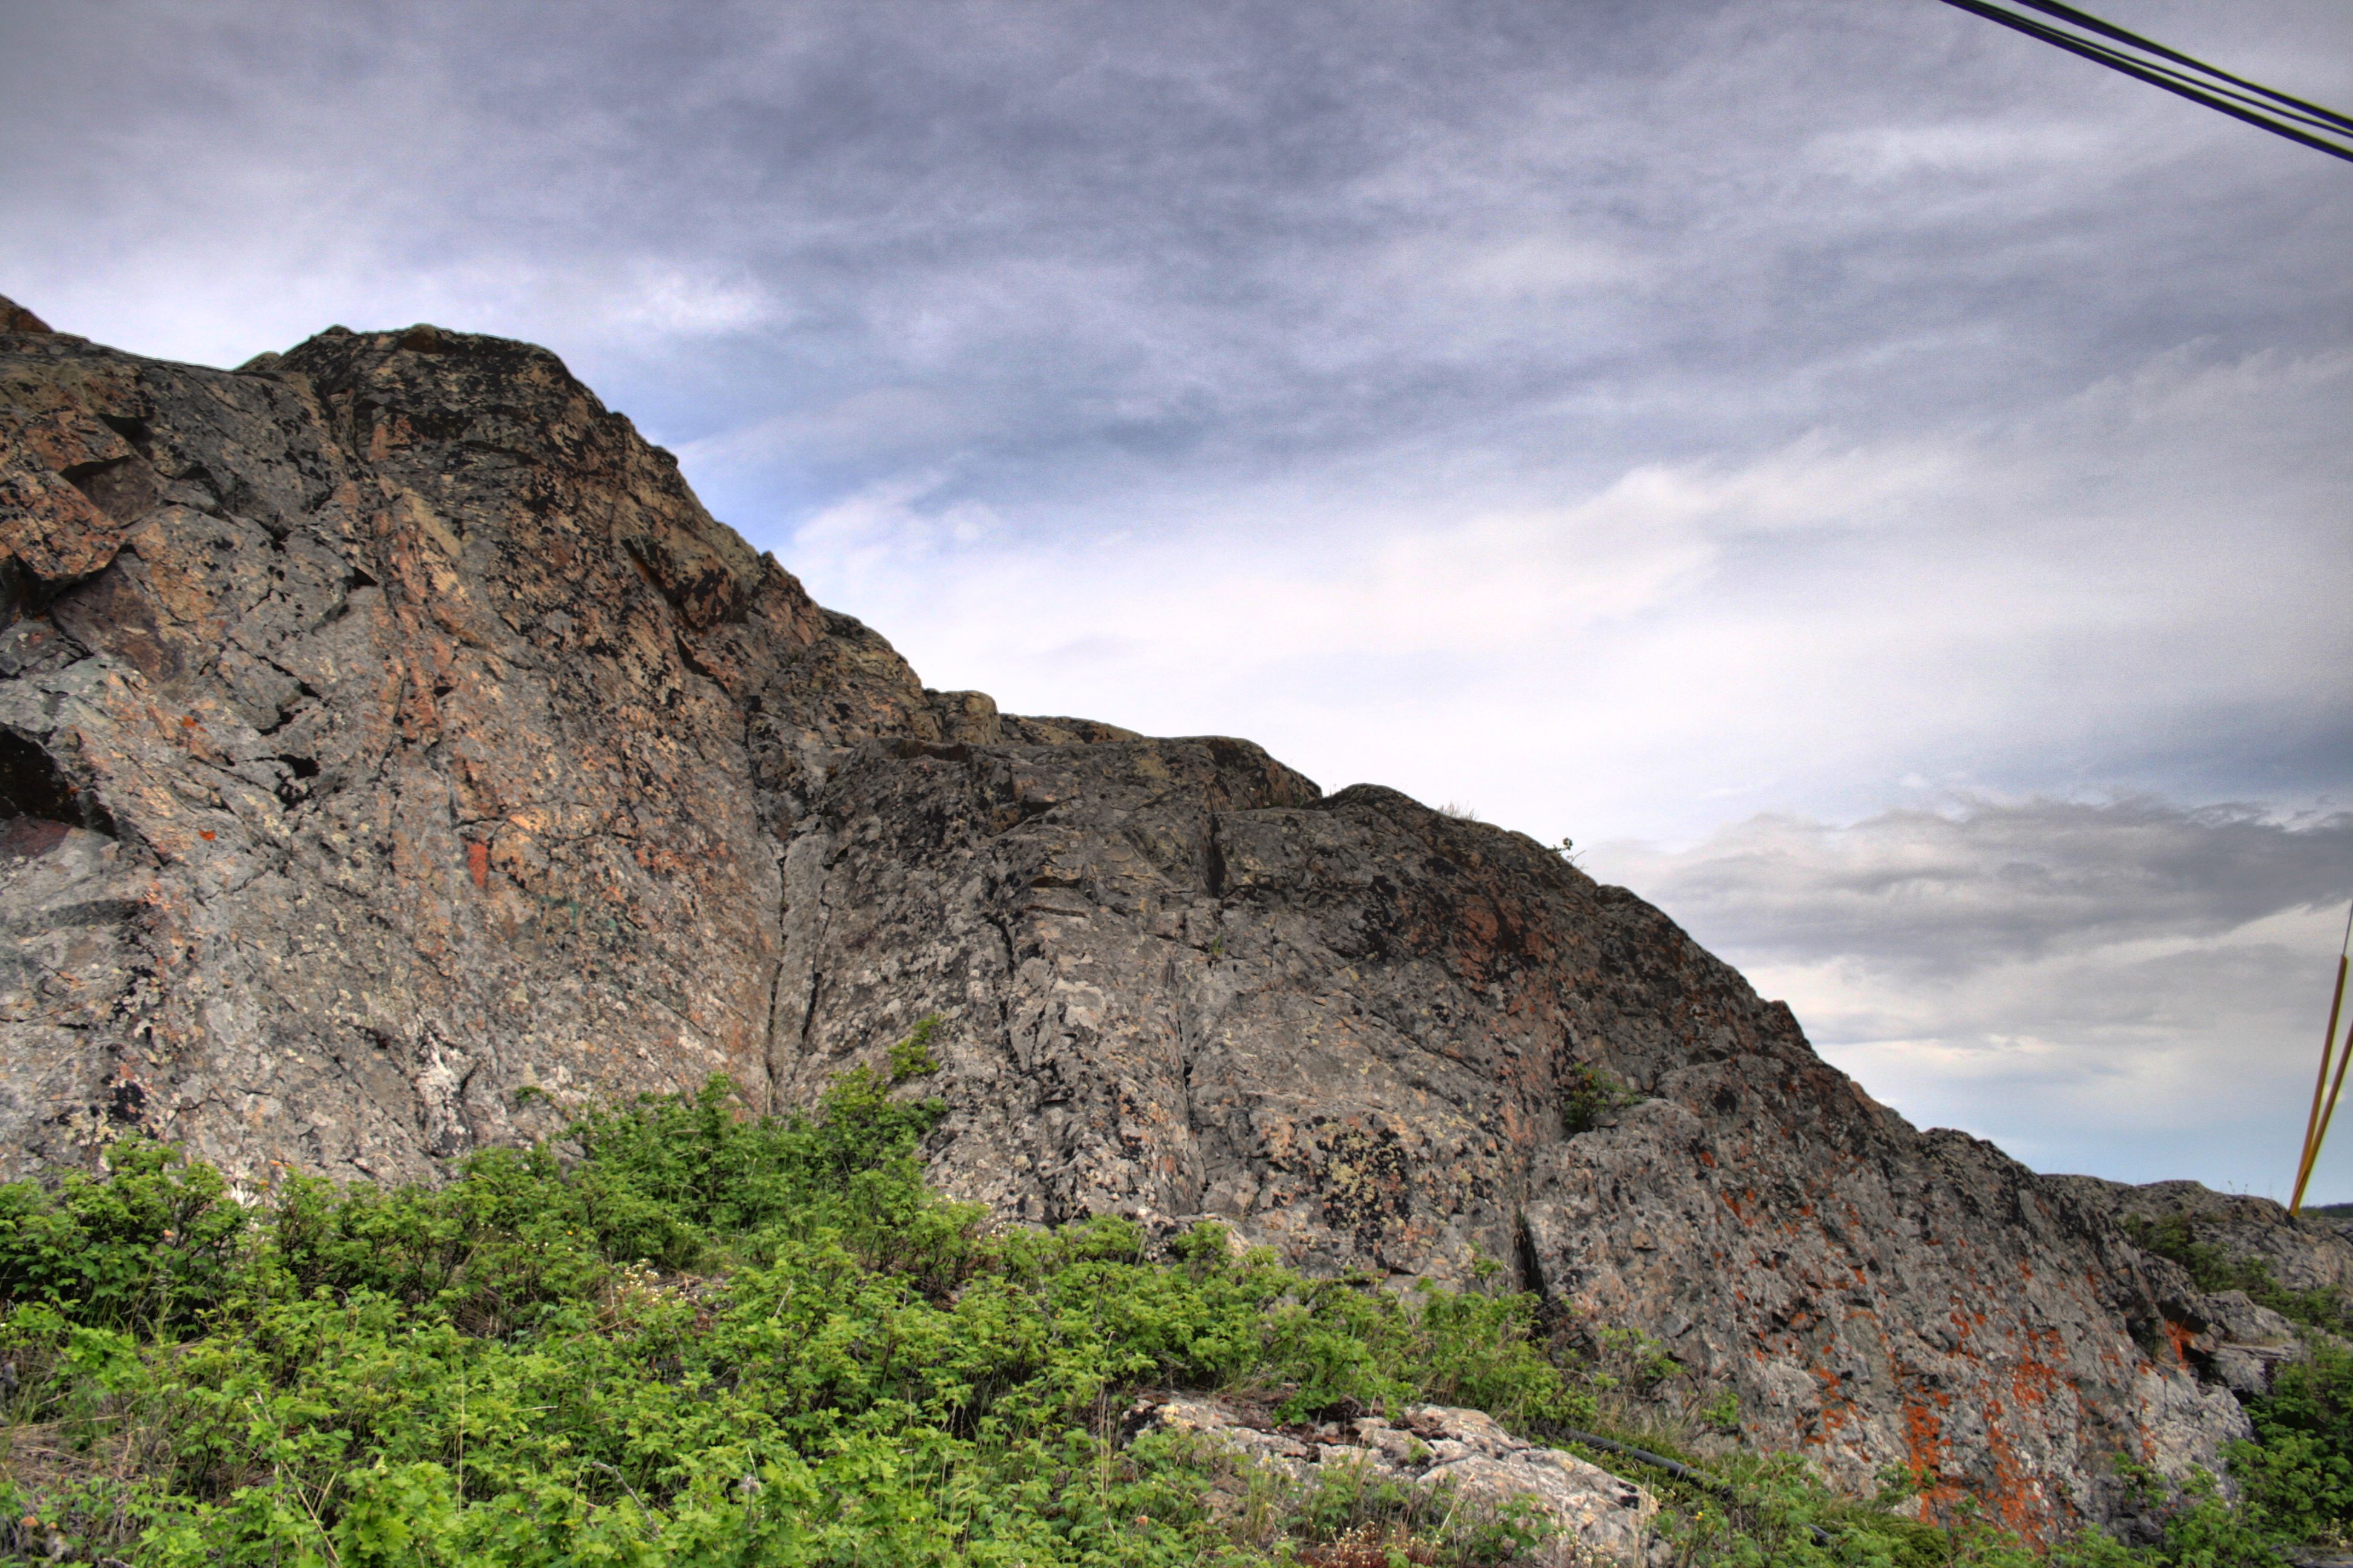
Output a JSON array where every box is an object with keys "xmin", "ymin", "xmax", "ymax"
[
  {"xmin": 2292, "ymin": 954, "xmax": 2343, "ymax": 1211},
  {"xmin": 2289, "ymin": 903, "xmax": 2353, "ymax": 1215}
]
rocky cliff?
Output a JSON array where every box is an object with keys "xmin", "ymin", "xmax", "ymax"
[{"xmin": 0, "ymin": 300, "xmax": 2288, "ymax": 1535}]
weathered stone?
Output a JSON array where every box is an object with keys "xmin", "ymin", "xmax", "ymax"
[
  {"xmin": 0, "ymin": 310, "xmax": 2263, "ymax": 1534},
  {"xmin": 2043, "ymin": 1175, "xmax": 2352, "ymax": 1399},
  {"xmin": 1131, "ymin": 1394, "xmax": 1655, "ymax": 1566},
  {"xmin": 0, "ymin": 296, "xmax": 49, "ymax": 337},
  {"xmin": 2047, "ymin": 1175, "xmax": 2353, "ymax": 1296}
]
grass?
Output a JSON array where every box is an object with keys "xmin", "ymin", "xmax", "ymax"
[{"xmin": 0, "ymin": 1040, "xmax": 2345, "ymax": 1566}]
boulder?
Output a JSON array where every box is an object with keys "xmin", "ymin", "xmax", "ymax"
[{"xmin": 1132, "ymin": 1394, "xmax": 1655, "ymax": 1566}]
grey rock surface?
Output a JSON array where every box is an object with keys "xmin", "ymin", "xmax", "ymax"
[
  {"xmin": 2043, "ymin": 1174, "xmax": 2353, "ymax": 1398},
  {"xmin": 0, "ymin": 302, "xmax": 2268, "ymax": 1534},
  {"xmin": 1133, "ymin": 1394, "xmax": 1656, "ymax": 1566},
  {"xmin": 2045, "ymin": 1175, "xmax": 2353, "ymax": 1296}
]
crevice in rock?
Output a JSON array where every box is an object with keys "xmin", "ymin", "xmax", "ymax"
[
  {"xmin": 61, "ymin": 456, "xmax": 158, "ymax": 523},
  {"xmin": 0, "ymin": 728, "xmax": 116, "ymax": 837},
  {"xmin": 758, "ymin": 951, "xmax": 788, "ymax": 1116},
  {"xmin": 766, "ymin": 823, "xmax": 836, "ymax": 1107},
  {"xmin": 271, "ymin": 754, "xmax": 321, "ymax": 807},
  {"xmin": 1517, "ymin": 1209, "xmax": 1549, "ymax": 1298},
  {"xmin": 96, "ymin": 413, "xmax": 151, "ymax": 450},
  {"xmin": 671, "ymin": 628, "xmax": 728, "ymax": 697},
  {"xmin": 985, "ymin": 912, "xmax": 1025, "ymax": 1079}
]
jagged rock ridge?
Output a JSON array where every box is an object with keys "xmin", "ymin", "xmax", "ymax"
[{"xmin": 0, "ymin": 299, "xmax": 2291, "ymax": 1534}]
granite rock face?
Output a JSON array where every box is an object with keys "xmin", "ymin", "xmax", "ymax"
[
  {"xmin": 768, "ymin": 741, "xmax": 2246, "ymax": 1533},
  {"xmin": 0, "ymin": 302, "xmax": 2259, "ymax": 1534},
  {"xmin": 2047, "ymin": 1176, "xmax": 2353, "ymax": 1296}
]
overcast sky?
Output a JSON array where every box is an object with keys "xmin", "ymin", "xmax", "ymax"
[{"xmin": 5, "ymin": 0, "xmax": 2348, "ymax": 1196}]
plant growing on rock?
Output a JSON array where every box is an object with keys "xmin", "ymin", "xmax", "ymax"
[{"xmin": 1561, "ymin": 1064, "xmax": 1646, "ymax": 1136}]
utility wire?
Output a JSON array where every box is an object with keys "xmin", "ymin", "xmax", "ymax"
[
  {"xmin": 2001, "ymin": 0, "xmax": 2353, "ymax": 128},
  {"xmin": 1932, "ymin": 0, "xmax": 2353, "ymax": 1196},
  {"xmin": 1932, "ymin": 0, "xmax": 2353, "ymax": 164}
]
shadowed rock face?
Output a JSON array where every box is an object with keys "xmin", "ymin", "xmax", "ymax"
[{"xmin": 0, "ymin": 301, "xmax": 2254, "ymax": 1532}]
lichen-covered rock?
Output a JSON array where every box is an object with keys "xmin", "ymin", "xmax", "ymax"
[
  {"xmin": 0, "ymin": 313, "xmax": 1011, "ymax": 1183},
  {"xmin": 1131, "ymin": 1394, "xmax": 1655, "ymax": 1566},
  {"xmin": 0, "ymin": 307, "xmax": 2254, "ymax": 1533},
  {"xmin": 2188, "ymin": 1291, "xmax": 2302, "ymax": 1399},
  {"xmin": 0, "ymin": 298, "xmax": 48, "ymax": 336},
  {"xmin": 766, "ymin": 738, "xmax": 2247, "ymax": 1529}
]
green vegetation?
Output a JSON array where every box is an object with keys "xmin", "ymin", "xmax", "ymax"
[
  {"xmin": 1560, "ymin": 1065, "xmax": 1645, "ymax": 1137},
  {"xmin": 2230, "ymin": 1339, "xmax": 2353, "ymax": 1544},
  {"xmin": 0, "ymin": 1045, "xmax": 2346, "ymax": 1566}
]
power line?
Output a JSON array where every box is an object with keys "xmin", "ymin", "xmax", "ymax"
[{"xmin": 1932, "ymin": 0, "xmax": 2353, "ymax": 164}]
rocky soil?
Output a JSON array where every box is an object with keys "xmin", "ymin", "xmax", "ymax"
[{"xmin": 1, "ymin": 296, "xmax": 2324, "ymax": 1535}]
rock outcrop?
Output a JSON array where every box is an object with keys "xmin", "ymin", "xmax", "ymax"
[
  {"xmin": 1131, "ymin": 1395, "xmax": 1656, "ymax": 1566},
  {"xmin": 2049, "ymin": 1177, "xmax": 2353, "ymax": 1297},
  {"xmin": 2046, "ymin": 1176, "xmax": 2353, "ymax": 1398},
  {"xmin": 0, "ymin": 300, "xmax": 2262, "ymax": 1534}
]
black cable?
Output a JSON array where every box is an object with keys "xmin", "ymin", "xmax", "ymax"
[
  {"xmin": 1938, "ymin": 0, "xmax": 2353, "ymax": 154},
  {"xmin": 1974, "ymin": 4, "xmax": 2353, "ymax": 142},
  {"xmin": 2001, "ymin": 0, "xmax": 2353, "ymax": 132},
  {"xmin": 1932, "ymin": 0, "xmax": 2353, "ymax": 164},
  {"xmin": 2001, "ymin": 19, "xmax": 2352, "ymax": 142},
  {"xmin": 1540, "ymin": 1423, "xmax": 1839, "ymax": 1549}
]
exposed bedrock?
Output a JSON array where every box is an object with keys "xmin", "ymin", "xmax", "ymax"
[{"xmin": 0, "ymin": 297, "xmax": 2277, "ymax": 1533}]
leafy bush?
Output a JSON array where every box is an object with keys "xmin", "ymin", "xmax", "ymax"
[
  {"xmin": 0, "ymin": 1137, "xmax": 248, "ymax": 1334},
  {"xmin": 0, "ymin": 1056, "xmax": 2342, "ymax": 1566},
  {"xmin": 1560, "ymin": 1065, "xmax": 1644, "ymax": 1137},
  {"xmin": 2232, "ymin": 1336, "xmax": 2353, "ymax": 1543},
  {"xmin": 0, "ymin": 1062, "xmax": 1591, "ymax": 1566}
]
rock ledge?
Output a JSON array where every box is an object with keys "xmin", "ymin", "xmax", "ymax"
[{"xmin": 1131, "ymin": 1394, "xmax": 1656, "ymax": 1566}]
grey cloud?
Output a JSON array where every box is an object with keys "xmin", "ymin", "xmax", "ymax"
[
  {"xmin": 1588, "ymin": 799, "xmax": 2353, "ymax": 1191},
  {"xmin": 1592, "ymin": 797, "xmax": 2353, "ymax": 972},
  {"xmin": 7, "ymin": 1, "xmax": 2347, "ymax": 506}
]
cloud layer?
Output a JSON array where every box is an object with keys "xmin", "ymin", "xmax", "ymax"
[
  {"xmin": 774, "ymin": 339, "xmax": 2351, "ymax": 844},
  {"xmin": 1588, "ymin": 799, "xmax": 2353, "ymax": 1195}
]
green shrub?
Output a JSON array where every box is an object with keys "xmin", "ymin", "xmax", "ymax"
[
  {"xmin": 2232, "ymin": 1336, "xmax": 2353, "ymax": 1544},
  {"xmin": 0, "ymin": 1049, "xmax": 2342, "ymax": 1566},
  {"xmin": 1560, "ymin": 1064, "xmax": 1644, "ymax": 1136},
  {"xmin": 0, "ymin": 1056, "xmax": 1602, "ymax": 1566}
]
